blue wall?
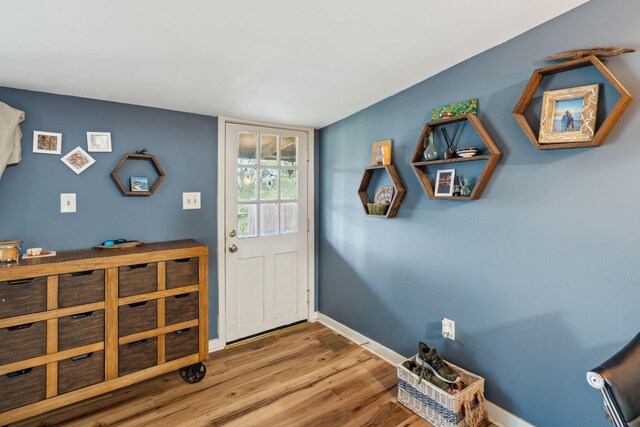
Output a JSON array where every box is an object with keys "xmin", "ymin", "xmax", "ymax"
[
  {"xmin": 318, "ymin": 1, "xmax": 639, "ymax": 426},
  {"xmin": 0, "ymin": 88, "xmax": 219, "ymax": 338}
]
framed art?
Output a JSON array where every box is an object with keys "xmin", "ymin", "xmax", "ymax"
[
  {"xmin": 432, "ymin": 98, "xmax": 478, "ymax": 121},
  {"xmin": 130, "ymin": 176, "xmax": 149, "ymax": 192},
  {"xmin": 33, "ymin": 131, "xmax": 62, "ymax": 155},
  {"xmin": 539, "ymin": 84, "xmax": 599, "ymax": 144},
  {"xmin": 374, "ymin": 185, "xmax": 394, "ymax": 204},
  {"xmin": 371, "ymin": 139, "xmax": 392, "ymax": 166},
  {"xmin": 434, "ymin": 169, "xmax": 455, "ymax": 197},
  {"xmin": 61, "ymin": 147, "xmax": 96, "ymax": 174},
  {"xmin": 86, "ymin": 132, "xmax": 112, "ymax": 152}
]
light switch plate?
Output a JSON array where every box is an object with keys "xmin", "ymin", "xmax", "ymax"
[
  {"xmin": 61, "ymin": 193, "xmax": 76, "ymax": 213},
  {"xmin": 183, "ymin": 192, "xmax": 201, "ymax": 210}
]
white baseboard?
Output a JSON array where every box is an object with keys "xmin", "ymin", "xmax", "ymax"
[
  {"xmin": 317, "ymin": 313, "xmax": 535, "ymax": 427},
  {"xmin": 208, "ymin": 338, "xmax": 224, "ymax": 353},
  {"xmin": 309, "ymin": 311, "xmax": 319, "ymax": 322}
]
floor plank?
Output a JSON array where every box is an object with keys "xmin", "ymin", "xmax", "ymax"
[{"xmin": 12, "ymin": 322, "xmax": 494, "ymax": 426}]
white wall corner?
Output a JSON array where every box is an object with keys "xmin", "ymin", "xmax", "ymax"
[
  {"xmin": 316, "ymin": 313, "xmax": 536, "ymax": 427},
  {"xmin": 208, "ymin": 338, "xmax": 225, "ymax": 353},
  {"xmin": 309, "ymin": 311, "xmax": 319, "ymax": 322}
]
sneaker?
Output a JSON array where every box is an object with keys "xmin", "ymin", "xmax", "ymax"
[
  {"xmin": 418, "ymin": 342, "xmax": 460, "ymax": 383},
  {"xmin": 425, "ymin": 370, "xmax": 451, "ymax": 392},
  {"xmin": 403, "ymin": 360, "xmax": 417, "ymax": 371}
]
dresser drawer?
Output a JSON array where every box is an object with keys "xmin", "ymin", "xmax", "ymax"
[
  {"xmin": 0, "ymin": 277, "xmax": 47, "ymax": 319},
  {"xmin": 58, "ymin": 350, "xmax": 104, "ymax": 394},
  {"xmin": 59, "ymin": 270, "xmax": 105, "ymax": 308},
  {"xmin": 166, "ymin": 326, "xmax": 199, "ymax": 362},
  {"xmin": 119, "ymin": 263, "xmax": 157, "ymax": 297},
  {"xmin": 119, "ymin": 338, "xmax": 157, "ymax": 376},
  {"xmin": 119, "ymin": 300, "xmax": 157, "ymax": 337},
  {"xmin": 59, "ymin": 310, "xmax": 104, "ymax": 351},
  {"xmin": 0, "ymin": 365, "xmax": 46, "ymax": 412},
  {"xmin": 166, "ymin": 258, "xmax": 199, "ymax": 289},
  {"xmin": 0, "ymin": 321, "xmax": 46, "ymax": 365},
  {"xmin": 165, "ymin": 292, "xmax": 199, "ymax": 326}
]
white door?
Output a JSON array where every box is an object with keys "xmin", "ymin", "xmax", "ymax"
[{"xmin": 225, "ymin": 123, "xmax": 308, "ymax": 342}]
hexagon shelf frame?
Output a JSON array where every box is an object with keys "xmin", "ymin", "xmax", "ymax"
[
  {"xmin": 357, "ymin": 165, "xmax": 406, "ymax": 218},
  {"xmin": 513, "ymin": 55, "xmax": 633, "ymax": 150},
  {"xmin": 410, "ymin": 114, "xmax": 501, "ymax": 201},
  {"xmin": 111, "ymin": 152, "xmax": 166, "ymax": 196}
]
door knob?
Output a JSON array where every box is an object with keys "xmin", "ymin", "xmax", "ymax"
[
  {"xmin": 228, "ymin": 244, "xmax": 238, "ymax": 253},
  {"xmin": 228, "ymin": 229, "xmax": 236, "ymax": 237}
]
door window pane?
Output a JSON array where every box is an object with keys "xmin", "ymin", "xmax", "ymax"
[
  {"xmin": 280, "ymin": 136, "xmax": 297, "ymax": 166},
  {"xmin": 281, "ymin": 203, "xmax": 298, "ymax": 234},
  {"xmin": 260, "ymin": 134, "xmax": 278, "ymax": 165},
  {"xmin": 237, "ymin": 168, "xmax": 257, "ymax": 201},
  {"xmin": 238, "ymin": 132, "xmax": 257, "ymax": 165},
  {"xmin": 238, "ymin": 204, "xmax": 258, "ymax": 238},
  {"xmin": 260, "ymin": 169, "xmax": 278, "ymax": 200},
  {"xmin": 280, "ymin": 169, "xmax": 297, "ymax": 200},
  {"xmin": 260, "ymin": 204, "xmax": 278, "ymax": 236}
]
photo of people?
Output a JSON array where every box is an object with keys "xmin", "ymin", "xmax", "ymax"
[{"xmin": 552, "ymin": 98, "xmax": 584, "ymax": 132}]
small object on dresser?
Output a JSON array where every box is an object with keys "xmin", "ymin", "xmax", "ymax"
[
  {"xmin": 95, "ymin": 239, "xmax": 144, "ymax": 249},
  {"xmin": 0, "ymin": 240, "xmax": 22, "ymax": 262},
  {"xmin": 130, "ymin": 176, "xmax": 149, "ymax": 192},
  {"xmin": 23, "ymin": 249, "xmax": 56, "ymax": 259},
  {"xmin": 26, "ymin": 248, "xmax": 41, "ymax": 256}
]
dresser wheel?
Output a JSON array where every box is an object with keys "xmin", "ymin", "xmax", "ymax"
[{"xmin": 180, "ymin": 363, "xmax": 206, "ymax": 383}]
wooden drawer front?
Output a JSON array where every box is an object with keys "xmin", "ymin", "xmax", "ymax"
[
  {"xmin": 58, "ymin": 310, "xmax": 105, "ymax": 351},
  {"xmin": 118, "ymin": 263, "xmax": 157, "ymax": 297},
  {"xmin": 119, "ymin": 300, "xmax": 157, "ymax": 337},
  {"xmin": 119, "ymin": 337, "xmax": 157, "ymax": 376},
  {"xmin": 0, "ymin": 365, "xmax": 46, "ymax": 412},
  {"xmin": 0, "ymin": 321, "xmax": 46, "ymax": 365},
  {"xmin": 166, "ymin": 258, "xmax": 199, "ymax": 289},
  {"xmin": 58, "ymin": 270, "xmax": 105, "ymax": 308},
  {"xmin": 165, "ymin": 326, "xmax": 199, "ymax": 362},
  {"xmin": 165, "ymin": 292, "xmax": 199, "ymax": 326},
  {"xmin": 0, "ymin": 277, "xmax": 47, "ymax": 319},
  {"xmin": 58, "ymin": 350, "xmax": 105, "ymax": 394}
]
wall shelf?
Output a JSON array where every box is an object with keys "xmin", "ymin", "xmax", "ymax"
[
  {"xmin": 410, "ymin": 114, "xmax": 501, "ymax": 201},
  {"xmin": 512, "ymin": 55, "xmax": 633, "ymax": 150},
  {"xmin": 357, "ymin": 164, "xmax": 406, "ymax": 218},
  {"xmin": 111, "ymin": 152, "xmax": 165, "ymax": 196}
]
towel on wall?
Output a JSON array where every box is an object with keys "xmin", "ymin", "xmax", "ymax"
[{"xmin": 0, "ymin": 101, "xmax": 25, "ymax": 179}]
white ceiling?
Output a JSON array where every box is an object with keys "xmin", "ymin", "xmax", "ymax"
[{"xmin": 0, "ymin": 1, "xmax": 588, "ymax": 128}]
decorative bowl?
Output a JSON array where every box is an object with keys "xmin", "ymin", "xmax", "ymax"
[{"xmin": 456, "ymin": 147, "xmax": 479, "ymax": 158}]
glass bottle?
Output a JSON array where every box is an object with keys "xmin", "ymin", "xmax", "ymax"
[
  {"xmin": 461, "ymin": 178, "xmax": 474, "ymax": 197},
  {"xmin": 424, "ymin": 132, "xmax": 439, "ymax": 161}
]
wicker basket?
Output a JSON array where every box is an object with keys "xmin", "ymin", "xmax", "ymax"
[{"xmin": 397, "ymin": 355, "xmax": 485, "ymax": 427}]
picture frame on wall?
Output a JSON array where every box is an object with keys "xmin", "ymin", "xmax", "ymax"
[
  {"xmin": 86, "ymin": 132, "xmax": 112, "ymax": 152},
  {"xmin": 33, "ymin": 131, "xmax": 62, "ymax": 155},
  {"xmin": 60, "ymin": 147, "xmax": 96, "ymax": 174},
  {"xmin": 371, "ymin": 139, "xmax": 392, "ymax": 166},
  {"xmin": 435, "ymin": 169, "xmax": 455, "ymax": 197},
  {"xmin": 539, "ymin": 84, "xmax": 599, "ymax": 144}
]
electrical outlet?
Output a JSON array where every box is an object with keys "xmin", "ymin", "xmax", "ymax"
[
  {"xmin": 442, "ymin": 318, "xmax": 455, "ymax": 341},
  {"xmin": 183, "ymin": 192, "xmax": 201, "ymax": 210},
  {"xmin": 60, "ymin": 193, "xmax": 76, "ymax": 213}
]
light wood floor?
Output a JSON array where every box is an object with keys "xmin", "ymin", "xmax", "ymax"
[{"xmin": 13, "ymin": 322, "xmax": 493, "ymax": 426}]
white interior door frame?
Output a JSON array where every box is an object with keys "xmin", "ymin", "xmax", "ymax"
[{"xmin": 216, "ymin": 116, "xmax": 316, "ymax": 347}]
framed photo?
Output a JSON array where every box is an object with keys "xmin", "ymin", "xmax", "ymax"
[
  {"xmin": 539, "ymin": 84, "xmax": 599, "ymax": 144},
  {"xmin": 371, "ymin": 139, "xmax": 392, "ymax": 166},
  {"xmin": 33, "ymin": 131, "xmax": 62, "ymax": 155},
  {"xmin": 60, "ymin": 147, "xmax": 96, "ymax": 174},
  {"xmin": 435, "ymin": 169, "xmax": 455, "ymax": 197},
  {"xmin": 130, "ymin": 176, "xmax": 149, "ymax": 192},
  {"xmin": 86, "ymin": 132, "xmax": 112, "ymax": 152},
  {"xmin": 374, "ymin": 185, "xmax": 394, "ymax": 204}
]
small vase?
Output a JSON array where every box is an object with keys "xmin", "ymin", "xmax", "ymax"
[
  {"xmin": 424, "ymin": 133, "xmax": 439, "ymax": 161},
  {"xmin": 461, "ymin": 178, "xmax": 474, "ymax": 197}
]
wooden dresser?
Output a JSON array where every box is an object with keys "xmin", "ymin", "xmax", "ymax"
[{"xmin": 0, "ymin": 239, "xmax": 209, "ymax": 424}]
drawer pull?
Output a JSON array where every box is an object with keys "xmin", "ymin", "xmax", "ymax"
[
  {"xmin": 128, "ymin": 301, "xmax": 149, "ymax": 308},
  {"xmin": 71, "ymin": 270, "xmax": 95, "ymax": 277},
  {"xmin": 129, "ymin": 263, "xmax": 148, "ymax": 269},
  {"xmin": 128, "ymin": 339, "xmax": 149, "ymax": 348},
  {"xmin": 6, "ymin": 368, "xmax": 32, "ymax": 378},
  {"xmin": 6, "ymin": 278, "xmax": 34, "ymax": 285},
  {"xmin": 71, "ymin": 352, "xmax": 93, "ymax": 361},
  {"xmin": 174, "ymin": 258, "xmax": 192, "ymax": 263},
  {"xmin": 174, "ymin": 328, "xmax": 191, "ymax": 335},
  {"xmin": 71, "ymin": 311, "xmax": 94, "ymax": 319},
  {"xmin": 174, "ymin": 293, "xmax": 191, "ymax": 299},
  {"xmin": 7, "ymin": 323, "xmax": 33, "ymax": 331}
]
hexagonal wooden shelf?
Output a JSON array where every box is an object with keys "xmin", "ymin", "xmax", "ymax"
[
  {"xmin": 410, "ymin": 114, "xmax": 501, "ymax": 201},
  {"xmin": 111, "ymin": 152, "xmax": 165, "ymax": 196},
  {"xmin": 357, "ymin": 165, "xmax": 406, "ymax": 218},
  {"xmin": 513, "ymin": 55, "xmax": 633, "ymax": 150}
]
